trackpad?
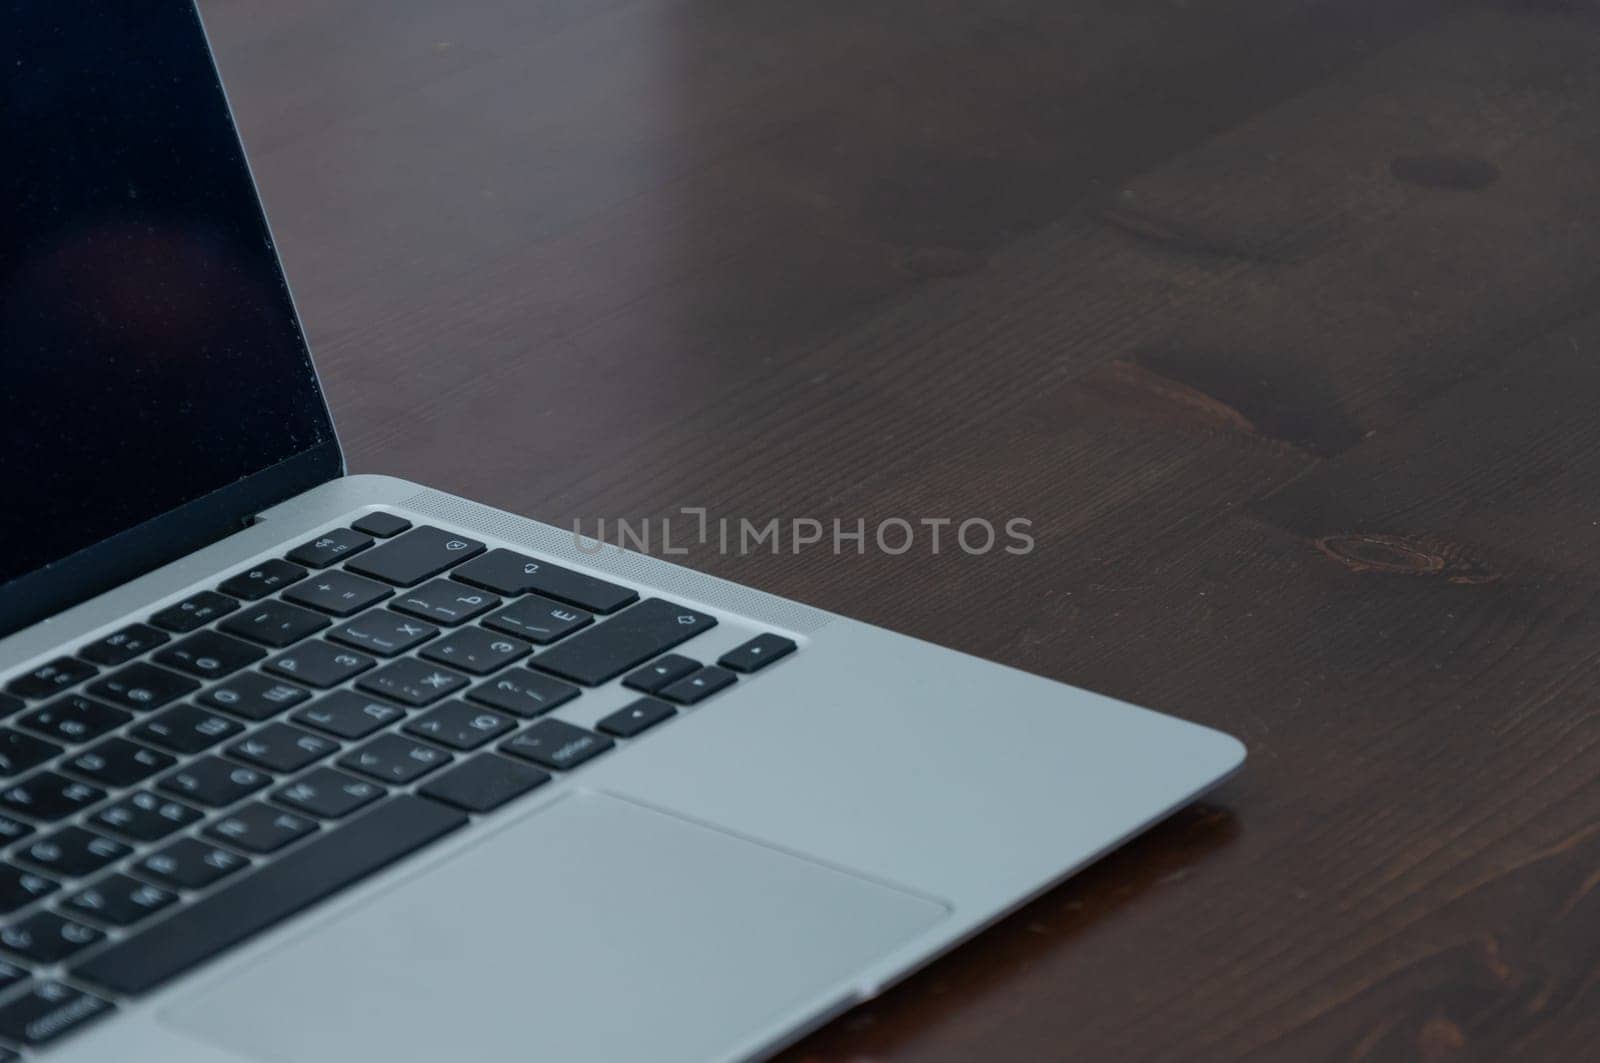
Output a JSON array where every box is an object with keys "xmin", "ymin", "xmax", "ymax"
[{"xmin": 163, "ymin": 791, "xmax": 948, "ymax": 1063}]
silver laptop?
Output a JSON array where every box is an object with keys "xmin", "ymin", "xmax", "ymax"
[{"xmin": 0, "ymin": 5, "xmax": 1243, "ymax": 1061}]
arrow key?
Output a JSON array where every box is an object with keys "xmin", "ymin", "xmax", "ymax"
[
  {"xmin": 658, "ymin": 666, "xmax": 738, "ymax": 706},
  {"xmin": 597, "ymin": 697, "xmax": 676, "ymax": 739},
  {"xmin": 718, "ymin": 634, "xmax": 797, "ymax": 674}
]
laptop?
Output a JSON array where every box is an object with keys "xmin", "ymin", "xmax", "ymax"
[{"xmin": 0, "ymin": 5, "xmax": 1244, "ymax": 1061}]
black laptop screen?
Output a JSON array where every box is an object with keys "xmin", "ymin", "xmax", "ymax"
[{"xmin": 0, "ymin": 1, "xmax": 335, "ymax": 588}]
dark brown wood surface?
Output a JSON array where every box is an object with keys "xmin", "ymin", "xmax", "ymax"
[{"xmin": 199, "ymin": 1, "xmax": 1600, "ymax": 1058}]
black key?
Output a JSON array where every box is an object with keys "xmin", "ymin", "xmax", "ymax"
[
  {"xmin": 135, "ymin": 838, "xmax": 249, "ymax": 890},
  {"xmin": 264, "ymin": 641, "xmax": 376, "ymax": 688},
  {"xmin": 28, "ymin": 825, "xmax": 119, "ymax": 885},
  {"xmin": 78, "ymin": 622, "xmax": 170, "ymax": 666},
  {"xmin": 391, "ymin": 579, "xmax": 500, "ymax": 626},
  {"xmin": 718, "ymin": 633, "xmax": 797, "ymax": 674},
  {"xmin": 157, "ymin": 757, "xmax": 269, "ymax": 808},
  {"xmin": 522, "ymin": 569, "xmax": 634, "ymax": 613},
  {"xmin": 131, "ymin": 704, "xmax": 243, "ymax": 754},
  {"xmin": 63, "ymin": 874, "xmax": 178, "ymax": 928},
  {"xmin": 0, "ymin": 695, "xmax": 19, "ymax": 720},
  {"xmin": 0, "ymin": 911, "xmax": 102, "ymax": 963},
  {"xmin": 150, "ymin": 590, "xmax": 238, "ymax": 633},
  {"xmin": 419, "ymin": 754, "xmax": 549, "ymax": 813},
  {"xmin": 621, "ymin": 653, "xmax": 700, "ymax": 694},
  {"xmin": 404, "ymin": 701, "xmax": 514, "ymax": 751},
  {"xmin": 292, "ymin": 691, "xmax": 405, "ymax": 740},
  {"xmin": 419, "ymin": 627, "xmax": 531, "ymax": 676},
  {"xmin": 90, "ymin": 791, "xmax": 203, "ymax": 843},
  {"xmin": 273, "ymin": 769, "xmax": 384, "ymax": 820},
  {"xmin": 153, "ymin": 630, "xmax": 266, "ymax": 682},
  {"xmin": 351, "ymin": 512, "xmax": 412, "ymax": 538},
  {"xmin": 532, "ymin": 599, "xmax": 717, "ymax": 686},
  {"xmin": 0, "ymin": 959, "xmax": 26, "ymax": 992},
  {"xmin": 0, "ymin": 729, "xmax": 62, "ymax": 777},
  {"xmin": 500, "ymin": 719, "xmax": 613, "ymax": 771},
  {"xmin": 466, "ymin": 668, "xmax": 580, "ymax": 718},
  {"xmin": 659, "ymin": 665, "xmax": 738, "ymax": 705},
  {"xmin": 482, "ymin": 595, "xmax": 593, "ymax": 644},
  {"xmin": 205, "ymin": 802, "xmax": 318, "ymax": 854},
  {"xmin": 63, "ymin": 737, "xmax": 176, "ymax": 787},
  {"xmin": 5, "ymin": 657, "xmax": 96, "ymax": 701},
  {"xmin": 86, "ymin": 661, "xmax": 199, "ymax": 712},
  {"xmin": 287, "ymin": 528, "xmax": 374, "ymax": 569},
  {"xmin": 16, "ymin": 828, "xmax": 131, "ymax": 879},
  {"xmin": 346, "ymin": 526, "xmax": 485, "ymax": 587},
  {"xmin": 217, "ymin": 559, "xmax": 307, "ymax": 601},
  {"xmin": 201, "ymin": 671, "xmax": 312, "ymax": 722},
  {"xmin": 0, "ymin": 818, "xmax": 33, "ymax": 846},
  {"xmin": 452, "ymin": 549, "xmax": 638, "ymax": 614},
  {"xmin": 0, "ymin": 863, "xmax": 57, "ymax": 914},
  {"xmin": 328, "ymin": 609, "xmax": 438, "ymax": 657},
  {"xmin": 0, "ymin": 773, "xmax": 105, "ymax": 822},
  {"xmin": 228, "ymin": 724, "xmax": 339, "ymax": 774},
  {"xmin": 447, "ymin": 549, "xmax": 544, "ymax": 596},
  {"xmin": 17, "ymin": 694, "xmax": 131, "ymax": 744},
  {"xmin": 282, "ymin": 570, "xmax": 393, "ymax": 617},
  {"xmin": 356, "ymin": 659, "xmax": 468, "ymax": 707},
  {"xmin": 75, "ymin": 795, "xmax": 464, "ymax": 996},
  {"xmin": 340, "ymin": 735, "xmax": 452, "ymax": 784},
  {"xmin": 220, "ymin": 600, "xmax": 331, "ymax": 648},
  {"xmin": 0, "ymin": 982, "xmax": 113, "ymax": 1046},
  {"xmin": 597, "ymin": 697, "xmax": 677, "ymax": 738}
]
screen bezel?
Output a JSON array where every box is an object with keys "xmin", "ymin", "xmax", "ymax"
[
  {"xmin": 0, "ymin": 441, "xmax": 343, "ymax": 638},
  {"xmin": 0, "ymin": 2, "xmax": 344, "ymax": 639}
]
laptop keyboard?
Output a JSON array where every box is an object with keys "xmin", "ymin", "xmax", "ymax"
[{"xmin": 0, "ymin": 513, "xmax": 796, "ymax": 1052}]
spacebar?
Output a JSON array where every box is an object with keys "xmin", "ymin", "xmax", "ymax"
[{"xmin": 74, "ymin": 796, "xmax": 467, "ymax": 996}]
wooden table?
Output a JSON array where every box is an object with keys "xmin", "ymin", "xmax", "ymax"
[{"xmin": 200, "ymin": 1, "xmax": 1600, "ymax": 1057}]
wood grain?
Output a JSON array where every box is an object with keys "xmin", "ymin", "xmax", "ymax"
[{"xmin": 198, "ymin": 0, "xmax": 1600, "ymax": 1058}]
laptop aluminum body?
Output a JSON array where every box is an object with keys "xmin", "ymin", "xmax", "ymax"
[{"xmin": 0, "ymin": 6, "xmax": 1243, "ymax": 1061}]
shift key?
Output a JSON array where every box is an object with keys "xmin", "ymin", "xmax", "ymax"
[{"xmin": 530, "ymin": 599, "xmax": 715, "ymax": 686}]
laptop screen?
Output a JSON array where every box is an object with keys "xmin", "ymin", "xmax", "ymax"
[{"xmin": 1, "ymin": 2, "xmax": 335, "ymax": 590}]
